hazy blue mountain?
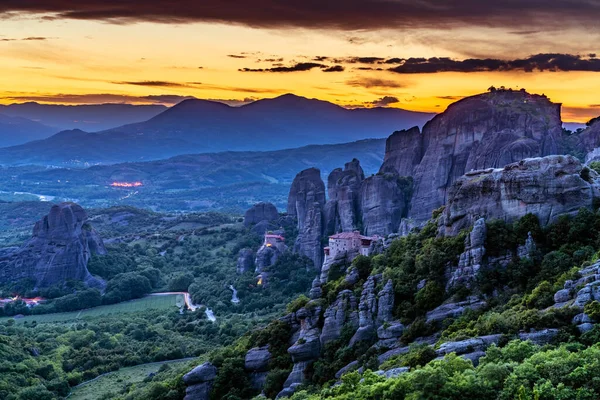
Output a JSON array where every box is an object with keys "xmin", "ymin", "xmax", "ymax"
[
  {"xmin": 0, "ymin": 94, "xmax": 433, "ymax": 166},
  {"xmin": 0, "ymin": 138, "xmax": 386, "ymax": 211},
  {"xmin": 0, "ymin": 113, "xmax": 56, "ymax": 147},
  {"xmin": 0, "ymin": 102, "xmax": 167, "ymax": 132}
]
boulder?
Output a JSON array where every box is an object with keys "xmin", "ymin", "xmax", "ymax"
[
  {"xmin": 335, "ymin": 361, "xmax": 359, "ymax": 379},
  {"xmin": 426, "ymin": 297, "xmax": 486, "ymax": 323},
  {"xmin": 374, "ymin": 367, "xmax": 410, "ymax": 379},
  {"xmin": 439, "ymin": 155, "xmax": 599, "ymax": 236},
  {"xmin": 0, "ymin": 202, "xmax": 106, "ymax": 289},
  {"xmin": 183, "ymin": 362, "xmax": 218, "ymax": 385},
  {"xmin": 518, "ymin": 329, "xmax": 559, "ymax": 345},
  {"xmin": 244, "ymin": 202, "xmax": 279, "ymax": 227},
  {"xmin": 245, "ymin": 346, "xmax": 271, "ymax": 372},
  {"xmin": 377, "ymin": 321, "xmax": 405, "ymax": 340},
  {"xmin": 183, "ymin": 362, "xmax": 217, "ymax": 400}
]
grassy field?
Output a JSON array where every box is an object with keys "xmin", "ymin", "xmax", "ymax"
[
  {"xmin": 68, "ymin": 358, "xmax": 196, "ymax": 400},
  {"xmin": 2, "ymin": 294, "xmax": 183, "ymax": 324}
]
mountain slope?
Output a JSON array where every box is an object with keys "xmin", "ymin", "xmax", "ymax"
[
  {"xmin": 0, "ymin": 95, "xmax": 433, "ymax": 166},
  {"xmin": 0, "ymin": 113, "xmax": 56, "ymax": 147}
]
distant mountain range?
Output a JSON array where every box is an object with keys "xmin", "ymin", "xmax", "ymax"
[
  {"xmin": 0, "ymin": 102, "xmax": 167, "ymax": 133},
  {"xmin": 0, "ymin": 138, "xmax": 386, "ymax": 211},
  {"xmin": 0, "ymin": 94, "xmax": 434, "ymax": 166},
  {"xmin": 0, "ymin": 113, "xmax": 56, "ymax": 147}
]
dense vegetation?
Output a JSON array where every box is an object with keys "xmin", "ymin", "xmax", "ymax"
[
  {"xmin": 0, "ymin": 206, "xmax": 317, "ymax": 398},
  {"xmin": 150, "ymin": 207, "xmax": 600, "ymax": 400}
]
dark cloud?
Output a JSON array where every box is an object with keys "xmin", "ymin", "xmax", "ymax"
[
  {"xmin": 115, "ymin": 80, "xmax": 201, "ymax": 88},
  {"xmin": 346, "ymin": 77, "xmax": 405, "ymax": 89},
  {"xmin": 388, "ymin": 54, "xmax": 600, "ymax": 73},
  {"xmin": 369, "ymin": 96, "xmax": 400, "ymax": 107},
  {"xmin": 322, "ymin": 65, "xmax": 344, "ymax": 72},
  {"xmin": 313, "ymin": 56, "xmax": 329, "ymax": 62},
  {"xmin": 1, "ymin": 36, "xmax": 52, "ymax": 41},
  {"xmin": 227, "ymin": 54, "xmax": 246, "ymax": 58},
  {"xmin": 437, "ymin": 95, "xmax": 464, "ymax": 100},
  {"xmin": 1, "ymin": 1, "xmax": 598, "ymax": 32},
  {"xmin": 240, "ymin": 62, "xmax": 324, "ymax": 73},
  {"xmin": 345, "ymin": 57, "xmax": 385, "ymax": 64}
]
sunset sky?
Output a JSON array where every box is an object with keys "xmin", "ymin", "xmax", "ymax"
[{"xmin": 1, "ymin": 1, "xmax": 600, "ymax": 122}]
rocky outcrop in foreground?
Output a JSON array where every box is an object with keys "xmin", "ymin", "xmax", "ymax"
[
  {"xmin": 440, "ymin": 155, "xmax": 599, "ymax": 236},
  {"xmin": 183, "ymin": 362, "xmax": 217, "ymax": 400},
  {"xmin": 0, "ymin": 202, "xmax": 106, "ymax": 289}
]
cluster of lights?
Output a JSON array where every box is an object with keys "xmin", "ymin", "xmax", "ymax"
[{"xmin": 110, "ymin": 181, "xmax": 143, "ymax": 188}]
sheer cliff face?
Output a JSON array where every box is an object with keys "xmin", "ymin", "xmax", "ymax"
[
  {"xmin": 288, "ymin": 168, "xmax": 326, "ymax": 267},
  {"xmin": 440, "ymin": 155, "xmax": 599, "ymax": 235},
  {"xmin": 0, "ymin": 202, "xmax": 106, "ymax": 289},
  {"xmin": 325, "ymin": 159, "xmax": 365, "ymax": 233},
  {"xmin": 381, "ymin": 91, "xmax": 565, "ymax": 223}
]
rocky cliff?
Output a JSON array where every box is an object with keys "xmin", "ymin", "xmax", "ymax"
[
  {"xmin": 288, "ymin": 168, "xmax": 326, "ymax": 267},
  {"xmin": 380, "ymin": 90, "xmax": 565, "ymax": 223},
  {"xmin": 325, "ymin": 158, "xmax": 364, "ymax": 233},
  {"xmin": 439, "ymin": 155, "xmax": 599, "ymax": 235},
  {"xmin": 0, "ymin": 202, "xmax": 106, "ymax": 289}
]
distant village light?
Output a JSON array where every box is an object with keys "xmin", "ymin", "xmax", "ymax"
[{"xmin": 110, "ymin": 181, "xmax": 143, "ymax": 188}]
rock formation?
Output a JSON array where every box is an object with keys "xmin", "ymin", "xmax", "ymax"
[
  {"xmin": 379, "ymin": 126, "xmax": 423, "ymax": 176},
  {"xmin": 447, "ymin": 218, "xmax": 486, "ymax": 289},
  {"xmin": 183, "ymin": 362, "xmax": 217, "ymax": 400},
  {"xmin": 288, "ymin": 168, "xmax": 326, "ymax": 267},
  {"xmin": 254, "ymin": 230, "xmax": 288, "ymax": 275},
  {"xmin": 359, "ymin": 173, "xmax": 410, "ymax": 236},
  {"xmin": 553, "ymin": 261, "xmax": 600, "ymax": 309},
  {"xmin": 278, "ymin": 303, "xmax": 323, "ymax": 398},
  {"xmin": 0, "ymin": 202, "xmax": 106, "ymax": 289},
  {"xmin": 349, "ymin": 275, "xmax": 395, "ymax": 346},
  {"xmin": 244, "ymin": 346, "xmax": 272, "ymax": 390},
  {"xmin": 244, "ymin": 202, "xmax": 279, "ymax": 233},
  {"xmin": 236, "ymin": 248, "xmax": 254, "ymax": 274},
  {"xmin": 320, "ymin": 290, "xmax": 359, "ymax": 346},
  {"xmin": 409, "ymin": 90, "xmax": 564, "ymax": 222},
  {"xmin": 325, "ymin": 159, "xmax": 365, "ymax": 233},
  {"xmin": 440, "ymin": 155, "xmax": 599, "ymax": 236}
]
